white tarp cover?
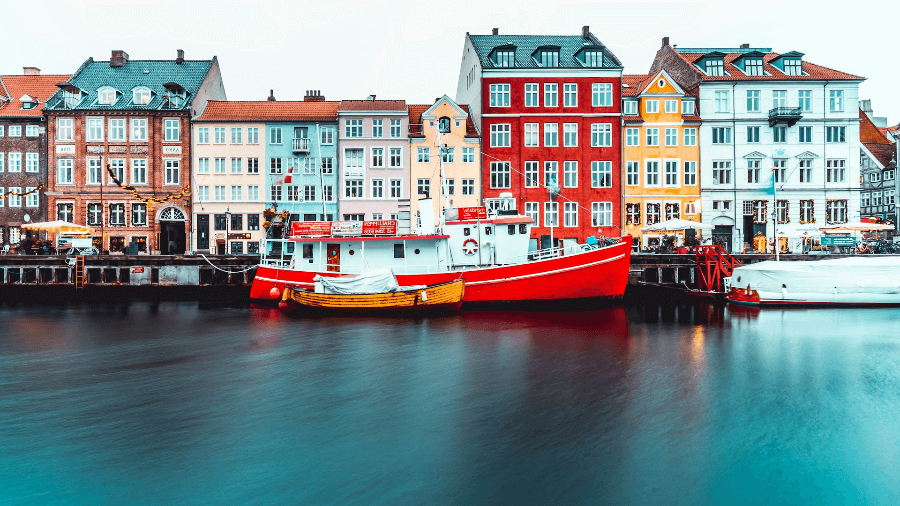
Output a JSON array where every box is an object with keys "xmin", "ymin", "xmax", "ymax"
[
  {"xmin": 730, "ymin": 257, "xmax": 900, "ymax": 295},
  {"xmin": 314, "ymin": 269, "xmax": 400, "ymax": 294}
]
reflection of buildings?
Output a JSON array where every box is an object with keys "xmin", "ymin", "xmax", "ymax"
[{"xmin": 858, "ymin": 100, "xmax": 896, "ymax": 223}]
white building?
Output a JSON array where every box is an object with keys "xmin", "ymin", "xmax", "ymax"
[{"xmin": 650, "ymin": 40, "xmax": 865, "ymax": 252}]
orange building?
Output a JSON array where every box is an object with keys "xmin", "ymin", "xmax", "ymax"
[{"xmin": 621, "ymin": 70, "xmax": 701, "ymax": 250}]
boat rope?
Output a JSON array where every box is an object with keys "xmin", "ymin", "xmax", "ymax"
[{"xmin": 199, "ymin": 254, "xmax": 259, "ymax": 274}]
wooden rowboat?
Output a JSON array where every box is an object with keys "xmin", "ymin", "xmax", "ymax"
[{"xmin": 278, "ymin": 279, "xmax": 465, "ymax": 315}]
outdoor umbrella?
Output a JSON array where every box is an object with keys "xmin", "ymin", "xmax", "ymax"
[
  {"xmin": 819, "ymin": 221, "xmax": 894, "ymax": 232},
  {"xmin": 21, "ymin": 221, "xmax": 95, "ymax": 234},
  {"xmin": 641, "ymin": 218, "xmax": 713, "ymax": 232}
]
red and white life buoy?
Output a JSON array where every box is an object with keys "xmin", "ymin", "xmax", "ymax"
[{"xmin": 462, "ymin": 238, "xmax": 478, "ymax": 255}]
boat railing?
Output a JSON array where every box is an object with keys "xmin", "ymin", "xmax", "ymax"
[
  {"xmin": 322, "ymin": 262, "xmax": 447, "ymax": 275},
  {"xmin": 260, "ymin": 239, "xmax": 293, "ymax": 267}
]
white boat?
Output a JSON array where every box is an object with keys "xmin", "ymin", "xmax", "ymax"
[{"xmin": 725, "ymin": 257, "xmax": 900, "ymax": 307}]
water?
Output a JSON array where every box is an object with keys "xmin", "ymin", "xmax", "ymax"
[{"xmin": 1, "ymin": 301, "xmax": 899, "ymax": 505}]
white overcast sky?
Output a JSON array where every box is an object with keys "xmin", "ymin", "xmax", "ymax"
[{"xmin": 3, "ymin": 0, "xmax": 897, "ymax": 125}]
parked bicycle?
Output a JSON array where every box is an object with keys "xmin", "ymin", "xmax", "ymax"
[{"xmin": 856, "ymin": 239, "xmax": 900, "ymax": 254}]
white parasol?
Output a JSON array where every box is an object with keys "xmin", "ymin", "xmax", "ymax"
[{"xmin": 641, "ymin": 218, "xmax": 714, "ymax": 232}]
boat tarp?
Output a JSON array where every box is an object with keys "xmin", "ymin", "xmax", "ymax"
[
  {"xmin": 730, "ymin": 257, "xmax": 900, "ymax": 295},
  {"xmin": 313, "ymin": 269, "xmax": 401, "ymax": 294}
]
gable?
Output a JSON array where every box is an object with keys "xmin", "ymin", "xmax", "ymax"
[{"xmin": 640, "ymin": 70, "xmax": 684, "ymax": 96}]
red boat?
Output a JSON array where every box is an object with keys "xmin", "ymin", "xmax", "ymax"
[{"xmin": 250, "ymin": 200, "xmax": 631, "ymax": 305}]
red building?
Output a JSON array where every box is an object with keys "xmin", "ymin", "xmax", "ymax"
[{"xmin": 456, "ymin": 26, "xmax": 623, "ymax": 248}]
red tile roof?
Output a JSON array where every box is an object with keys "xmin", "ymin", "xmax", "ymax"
[
  {"xmin": 406, "ymin": 103, "xmax": 480, "ymax": 138},
  {"xmin": 339, "ymin": 99, "xmax": 407, "ymax": 111},
  {"xmin": 0, "ymin": 74, "xmax": 71, "ymax": 117},
  {"xmin": 194, "ymin": 101, "xmax": 340, "ymax": 122},
  {"xmin": 622, "ymin": 74, "xmax": 649, "ymax": 97},
  {"xmin": 673, "ymin": 51, "xmax": 863, "ymax": 81},
  {"xmin": 860, "ymin": 109, "xmax": 893, "ymax": 145},
  {"xmin": 863, "ymin": 142, "xmax": 896, "ymax": 169}
]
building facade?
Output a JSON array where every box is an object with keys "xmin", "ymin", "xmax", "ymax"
[
  {"xmin": 0, "ymin": 68, "xmax": 69, "ymax": 248},
  {"xmin": 337, "ymin": 99, "xmax": 409, "ymax": 221},
  {"xmin": 408, "ymin": 95, "xmax": 481, "ymax": 231},
  {"xmin": 650, "ymin": 39, "xmax": 865, "ymax": 252},
  {"xmin": 622, "ymin": 70, "xmax": 701, "ymax": 249},
  {"xmin": 858, "ymin": 106, "xmax": 896, "ymax": 223},
  {"xmin": 456, "ymin": 26, "xmax": 624, "ymax": 248},
  {"xmin": 43, "ymin": 50, "xmax": 226, "ymax": 254}
]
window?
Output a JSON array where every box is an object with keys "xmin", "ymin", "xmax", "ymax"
[
  {"xmin": 215, "ymin": 185, "xmax": 226, "ymax": 201},
  {"xmin": 752, "ymin": 200, "xmax": 767, "ymax": 223},
  {"xmin": 24, "ymin": 187, "xmax": 38, "ymax": 208},
  {"xmin": 590, "ymin": 123, "xmax": 611, "ymax": 147},
  {"xmin": 712, "ymin": 161, "xmax": 732, "ymax": 185},
  {"xmin": 97, "ymin": 86, "xmax": 117, "ymax": 105},
  {"xmin": 321, "ymin": 157, "xmax": 333, "ymax": 174},
  {"xmin": 494, "ymin": 50, "xmax": 515, "ymax": 67},
  {"xmin": 563, "ymin": 84, "xmax": 577, "ymax": 107},
  {"xmin": 645, "ymin": 100, "xmax": 659, "ymax": 113},
  {"xmin": 645, "ymin": 160, "xmax": 660, "ymax": 186},
  {"xmin": 490, "ymin": 162, "xmax": 511, "ymax": 189},
  {"xmin": 829, "ymin": 90, "xmax": 844, "ymax": 112},
  {"xmin": 232, "ymin": 185, "xmax": 243, "ymax": 201},
  {"xmin": 344, "ymin": 179, "xmax": 363, "ymax": 198},
  {"xmin": 462, "ymin": 179, "xmax": 475, "ymax": 196},
  {"xmin": 490, "ymin": 123, "xmax": 511, "ymax": 147},
  {"xmin": 773, "ymin": 159, "xmax": 786, "ymax": 183},
  {"xmin": 625, "ymin": 127, "xmax": 639, "ymax": 146},
  {"xmin": 744, "ymin": 58, "xmax": 764, "ymax": 76},
  {"xmin": 684, "ymin": 161, "xmax": 697, "ymax": 186},
  {"xmin": 799, "ymin": 126, "xmax": 812, "ymax": 143},
  {"xmin": 626, "ymin": 161, "xmax": 639, "ymax": 186},
  {"xmin": 626, "ymin": 203, "xmax": 641, "ymax": 225},
  {"xmin": 8, "ymin": 126, "xmax": 23, "ymax": 137},
  {"xmin": 441, "ymin": 147, "xmax": 454, "ymax": 163},
  {"xmin": 646, "ymin": 128, "xmax": 659, "ymax": 146},
  {"xmin": 682, "ymin": 100, "xmax": 695, "ymax": 115},
  {"xmin": 583, "ymin": 50, "xmax": 603, "ymax": 67},
  {"xmin": 660, "ymin": 100, "xmax": 676, "ymax": 114},
  {"xmin": 344, "ymin": 149, "xmax": 363, "ymax": 175},
  {"xmin": 371, "ymin": 179, "xmax": 384, "ymax": 199},
  {"xmin": 197, "ymin": 157, "xmax": 210, "ymax": 174},
  {"xmin": 872, "ymin": 192, "xmax": 882, "ymax": 206},
  {"xmin": 563, "ymin": 123, "xmax": 578, "ymax": 147},
  {"xmin": 87, "ymin": 203, "xmax": 102, "ymax": 226},
  {"xmin": 624, "ymin": 100, "xmax": 637, "ymax": 115},
  {"xmin": 525, "ymin": 83, "xmax": 539, "ymax": 107},
  {"xmin": 198, "ymin": 186, "xmax": 210, "ymax": 201},
  {"xmin": 442, "ymin": 179, "xmax": 455, "ymax": 196},
  {"xmin": 372, "ymin": 119, "xmax": 383, "ymax": 138},
  {"xmin": 544, "ymin": 161, "xmax": 558, "ymax": 187},
  {"xmin": 544, "ymin": 83, "xmax": 558, "ymax": 107},
  {"xmin": 57, "ymin": 118, "xmax": 73, "ymax": 141},
  {"xmin": 563, "ymin": 202, "xmax": 578, "ymax": 227},
  {"xmin": 6, "ymin": 153, "xmax": 20, "ymax": 173},
  {"xmin": 57, "ymin": 203, "xmax": 74, "ymax": 222},
  {"xmin": 664, "ymin": 202, "xmax": 680, "ymax": 220},
  {"xmin": 544, "ymin": 123, "xmax": 558, "ymax": 147},
  {"xmin": 773, "ymin": 126, "xmax": 786, "ymax": 143},
  {"xmin": 212, "ymin": 214, "xmax": 226, "ymax": 231},
  {"xmin": 543, "ymin": 202, "xmax": 559, "ymax": 227},
  {"xmin": 591, "ymin": 161, "xmax": 611, "ymax": 188},
  {"xmin": 389, "ymin": 179, "xmax": 402, "ymax": 198},
  {"xmin": 712, "ymin": 127, "xmax": 731, "ymax": 144},
  {"xmin": 524, "ymin": 123, "xmax": 539, "ymax": 147},
  {"xmin": 318, "ymin": 126, "xmax": 334, "ymax": 145},
  {"xmin": 826, "ymin": 159, "xmax": 846, "ymax": 183},
  {"xmin": 665, "ymin": 128, "xmax": 678, "ymax": 146},
  {"xmin": 86, "ymin": 117, "xmax": 104, "ymax": 141},
  {"xmin": 388, "ymin": 119, "xmax": 401, "ymax": 138},
  {"xmin": 684, "ymin": 128, "xmax": 697, "ymax": 146},
  {"xmin": 712, "ymin": 201, "xmax": 732, "ymax": 211},
  {"xmin": 267, "ymin": 157, "xmax": 282, "ymax": 175},
  {"xmin": 798, "ymin": 90, "xmax": 812, "ymax": 112},
  {"xmin": 871, "ymin": 172, "xmax": 881, "ymax": 182},
  {"xmin": 861, "ymin": 193, "xmax": 871, "ymax": 207},
  {"xmin": 371, "ymin": 147, "xmax": 384, "ymax": 168},
  {"xmin": 705, "ymin": 59, "xmax": 724, "ymax": 76},
  {"xmin": 538, "ymin": 50, "xmax": 559, "ymax": 67},
  {"xmin": 524, "ymin": 202, "xmax": 539, "ymax": 224},
  {"xmin": 248, "ymin": 185, "xmax": 260, "ymax": 202},
  {"xmin": 57, "ymin": 159, "xmax": 73, "ymax": 184},
  {"xmin": 886, "ymin": 190, "xmax": 895, "ymax": 205},
  {"xmin": 489, "ymin": 84, "xmax": 510, "ymax": 107},
  {"xmin": 164, "ymin": 119, "xmax": 179, "ymax": 141},
  {"xmin": 226, "ymin": 127, "xmax": 241, "ymax": 144},
  {"xmin": 416, "ymin": 178, "xmax": 430, "ymax": 196},
  {"xmin": 131, "ymin": 118, "xmax": 147, "ymax": 141},
  {"xmin": 131, "ymin": 86, "xmax": 152, "ymax": 105},
  {"xmin": 107, "ymin": 203, "xmax": 125, "ymax": 226},
  {"xmin": 247, "ymin": 127, "xmax": 259, "ymax": 144},
  {"xmin": 195, "ymin": 127, "xmax": 209, "ymax": 144},
  {"xmin": 462, "ymin": 147, "xmax": 475, "ymax": 163},
  {"xmin": 780, "ymin": 59, "xmax": 802, "ymax": 75},
  {"xmin": 165, "ymin": 160, "xmax": 180, "ymax": 185},
  {"xmin": 417, "ymin": 147, "xmax": 430, "ymax": 163},
  {"xmin": 797, "ymin": 200, "xmax": 814, "ymax": 223},
  {"xmin": 772, "ymin": 90, "xmax": 787, "ymax": 108},
  {"xmin": 714, "ymin": 90, "xmax": 729, "ymax": 112},
  {"xmin": 747, "ymin": 126, "xmax": 760, "ymax": 143},
  {"xmin": 591, "ymin": 202, "xmax": 613, "ymax": 227},
  {"xmin": 231, "ymin": 158, "xmax": 242, "ymax": 174},
  {"xmin": 269, "ymin": 127, "xmax": 282, "ymax": 144},
  {"xmin": 25, "ymin": 153, "xmax": 38, "ymax": 173},
  {"xmin": 563, "ymin": 161, "xmax": 578, "ymax": 188},
  {"xmin": 592, "ymin": 83, "xmax": 612, "ymax": 107},
  {"xmin": 886, "ymin": 170, "xmax": 895, "ymax": 181},
  {"xmin": 747, "ymin": 159, "xmax": 760, "ymax": 183},
  {"xmin": 799, "ymin": 159, "xmax": 813, "ymax": 183},
  {"xmin": 0, "ymin": 153, "xmax": 3, "ymax": 172},
  {"xmin": 214, "ymin": 157, "xmax": 226, "ymax": 174},
  {"xmin": 525, "ymin": 161, "xmax": 539, "ymax": 188},
  {"xmin": 826, "ymin": 126, "xmax": 846, "ymax": 143},
  {"xmin": 826, "ymin": 200, "xmax": 847, "ymax": 224},
  {"xmin": 664, "ymin": 161, "xmax": 679, "ymax": 187},
  {"xmin": 109, "ymin": 158, "xmax": 126, "ymax": 184}
]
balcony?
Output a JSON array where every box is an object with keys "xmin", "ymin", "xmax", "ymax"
[
  {"xmin": 292, "ymin": 137, "xmax": 311, "ymax": 154},
  {"xmin": 768, "ymin": 107, "xmax": 802, "ymax": 127}
]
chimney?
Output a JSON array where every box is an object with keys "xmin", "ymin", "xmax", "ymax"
[
  {"xmin": 582, "ymin": 26, "xmax": 590, "ymax": 38},
  {"xmin": 860, "ymin": 99, "xmax": 872, "ymax": 113},
  {"xmin": 110, "ymin": 50, "xmax": 129, "ymax": 67},
  {"xmin": 304, "ymin": 90, "xmax": 325, "ymax": 102},
  {"xmin": 23, "ymin": 67, "xmax": 40, "ymax": 76},
  {"xmin": 267, "ymin": 89, "xmax": 276, "ymax": 102},
  {"xmin": 492, "ymin": 28, "xmax": 498, "ymax": 35},
  {"xmin": 368, "ymin": 94, "xmax": 376, "ymax": 101},
  {"xmin": 739, "ymin": 43, "xmax": 750, "ymax": 49},
  {"xmin": 176, "ymin": 49, "xmax": 184, "ymax": 64},
  {"xmin": 662, "ymin": 36, "xmax": 670, "ymax": 48}
]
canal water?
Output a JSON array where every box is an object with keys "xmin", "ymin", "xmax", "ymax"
[{"xmin": 1, "ymin": 301, "xmax": 899, "ymax": 505}]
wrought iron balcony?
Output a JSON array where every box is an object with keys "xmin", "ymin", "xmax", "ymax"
[
  {"xmin": 768, "ymin": 107, "xmax": 802, "ymax": 127},
  {"xmin": 292, "ymin": 137, "xmax": 311, "ymax": 154}
]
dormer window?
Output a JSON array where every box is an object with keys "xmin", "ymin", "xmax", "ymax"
[
  {"xmin": 132, "ymin": 86, "xmax": 152, "ymax": 105},
  {"xmin": 623, "ymin": 100, "xmax": 637, "ymax": 115},
  {"xmin": 744, "ymin": 58, "xmax": 764, "ymax": 76},
  {"xmin": 63, "ymin": 90, "xmax": 82, "ymax": 109},
  {"xmin": 783, "ymin": 59, "xmax": 802, "ymax": 76},
  {"xmin": 705, "ymin": 59, "xmax": 724, "ymax": 76},
  {"xmin": 583, "ymin": 50, "xmax": 603, "ymax": 67},
  {"xmin": 98, "ymin": 87, "xmax": 118, "ymax": 105},
  {"xmin": 538, "ymin": 50, "xmax": 559, "ymax": 67},
  {"xmin": 493, "ymin": 50, "xmax": 515, "ymax": 67},
  {"xmin": 682, "ymin": 100, "xmax": 695, "ymax": 116},
  {"xmin": 20, "ymin": 95, "xmax": 36, "ymax": 110}
]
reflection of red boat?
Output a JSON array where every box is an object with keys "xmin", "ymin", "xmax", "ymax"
[{"xmin": 251, "ymin": 199, "xmax": 632, "ymax": 305}]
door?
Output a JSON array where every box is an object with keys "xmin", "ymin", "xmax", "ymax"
[
  {"xmin": 713, "ymin": 225, "xmax": 733, "ymax": 253},
  {"xmin": 326, "ymin": 243, "xmax": 340, "ymax": 272},
  {"xmin": 742, "ymin": 216, "xmax": 754, "ymax": 249},
  {"xmin": 197, "ymin": 215, "xmax": 210, "ymax": 250}
]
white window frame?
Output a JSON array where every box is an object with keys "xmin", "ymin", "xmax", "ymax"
[
  {"xmin": 592, "ymin": 83, "xmax": 612, "ymax": 107},
  {"xmin": 130, "ymin": 118, "xmax": 148, "ymax": 142},
  {"xmin": 544, "ymin": 83, "xmax": 558, "ymax": 107},
  {"xmin": 591, "ymin": 161, "xmax": 612, "ymax": 188},
  {"xmin": 164, "ymin": 119, "xmax": 180, "ymax": 142}
]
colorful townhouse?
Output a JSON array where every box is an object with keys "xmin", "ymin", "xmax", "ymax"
[
  {"xmin": 337, "ymin": 99, "xmax": 409, "ymax": 221},
  {"xmin": 407, "ymin": 95, "xmax": 481, "ymax": 231},
  {"xmin": 43, "ymin": 49, "xmax": 226, "ymax": 254},
  {"xmin": 456, "ymin": 26, "xmax": 624, "ymax": 249},
  {"xmin": 622, "ymin": 70, "xmax": 701, "ymax": 249},
  {"xmin": 650, "ymin": 38, "xmax": 865, "ymax": 253},
  {"xmin": 858, "ymin": 102, "xmax": 896, "ymax": 222},
  {"xmin": 190, "ymin": 101, "xmax": 268, "ymax": 254},
  {"xmin": 0, "ymin": 68, "xmax": 69, "ymax": 249}
]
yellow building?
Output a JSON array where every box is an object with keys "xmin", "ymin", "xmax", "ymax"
[
  {"xmin": 622, "ymin": 70, "xmax": 701, "ymax": 250},
  {"xmin": 408, "ymin": 95, "xmax": 481, "ymax": 231}
]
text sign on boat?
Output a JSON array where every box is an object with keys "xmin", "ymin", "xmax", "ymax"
[
  {"xmin": 361, "ymin": 220, "xmax": 397, "ymax": 235},
  {"xmin": 331, "ymin": 221, "xmax": 362, "ymax": 236},
  {"xmin": 820, "ymin": 236, "xmax": 856, "ymax": 246},
  {"xmin": 291, "ymin": 221, "xmax": 333, "ymax": 236},
  {"xmin": 458, "ymin": 207, "xmax": 488, "ymax": 220}
]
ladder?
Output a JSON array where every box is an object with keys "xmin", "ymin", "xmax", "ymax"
[{"xmin": 74, "ymin": 256, "xmax": 85, "ymax": 289}]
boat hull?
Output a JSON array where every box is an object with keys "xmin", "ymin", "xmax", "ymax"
[
  {"xmin": 726, "ymin": 287, "xmax": 900, "ymax": 307},
  {"xmin": 279, "ymin": 279, "xmax": 464, "ymax": 315},
  {"xmin": 251, "ymin": 239, "xmax": 632, "ymax": 304}
]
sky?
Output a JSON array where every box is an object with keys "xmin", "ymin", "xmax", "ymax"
[{"xmin": 3, "ymin": 0, "xmax": 897, "ymax": 126}]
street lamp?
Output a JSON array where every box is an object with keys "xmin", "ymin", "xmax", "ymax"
[{"xmin": 225, "ymin": 207, "xmax": 231, "ymax": 255}]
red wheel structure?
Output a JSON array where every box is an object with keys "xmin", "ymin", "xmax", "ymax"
[{"xmin": 695, "ymin": 245, "xmax": 741, "ymax": 293}]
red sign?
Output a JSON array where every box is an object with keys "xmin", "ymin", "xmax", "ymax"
[
  {"xmin": 361, "ymin": 220, "xmax": 397, "ymax": 235},
  {"xmin": 458, "ymin": 207, "xmax": 488, "ymax": 220},
  {"xmin": 131, "ymin": 267, "xmax": 145, "ymax": 274},
  {"xmin": 291, "ymin": 221, "xmax": 333, "ymax": 236}
]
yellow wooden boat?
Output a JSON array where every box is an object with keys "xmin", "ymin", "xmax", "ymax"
[{"xmin": 279, "ymin": 279, "xmax": 465, "ymax": 315}]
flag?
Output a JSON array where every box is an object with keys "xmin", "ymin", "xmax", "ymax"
[
  {"xmin": 764, "ymin": 169, "xmax": 775, "ymax": 196},
  {"xmin": 284, "ymin": 166, "xmax": 293, "ymax": 184}
]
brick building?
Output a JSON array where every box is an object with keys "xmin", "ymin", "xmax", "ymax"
[
  {"xmin": 43, "ymin": 50, "xmax": 225, "ymax": 254},
  {"xmin": 0, "ymin": 68, "xmax": 69, "ymax": 249}
]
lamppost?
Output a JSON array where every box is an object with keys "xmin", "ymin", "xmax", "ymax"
[{"xmin": 225, "ymin": 207, "xmax": 231, "ymax": 256}]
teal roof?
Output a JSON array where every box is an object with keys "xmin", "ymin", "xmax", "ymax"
[
  {"xmin": 469, "ymin": 34, "xmax": 622, "ymax": 69},
  {"xmin": 45, "ymin": 58, "xmax": 214, "ymax": 111}
]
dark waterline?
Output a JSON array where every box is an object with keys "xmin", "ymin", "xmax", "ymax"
[{"xmin": 1, "ymin": 301, "xmax": 899, "ymax": 505}]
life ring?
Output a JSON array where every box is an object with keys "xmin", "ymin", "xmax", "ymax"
[{"xmin": 462, "ymin": 238, "xmax": 478, "ymax": 255}]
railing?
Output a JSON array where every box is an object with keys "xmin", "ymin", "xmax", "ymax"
[
  {"xmin": 768, "ymin": 107, "xmax": 802, "ymax": 127},
  {"xmin": 292, "ymin": 137, "xmax": 311, "ymax": 153}
]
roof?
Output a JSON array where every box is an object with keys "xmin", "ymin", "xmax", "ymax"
[
  {"xmin": 468, "ymin": 33, "xmax": 622, "ymax": 69},
  {"xmin": 622, "ymin": 74, "xmax": 648, "ymax": 97},
  {"xmin": 671, "ymin": 49, "xmax": 863, "ymax": 81},
  {"xmin": 859, "ymin": 109, "xmax": 893, "ymax": 145},
  {"xmin": 0, "ymin": 74, "xmax": 71, "ymax": 117},
  {"xmin": 863, "ymin": 142, "xmax": 896, "ymax": 169},
  {"xmin": 338, "ymin": 100, "xmax": 407, "ymax": 112},
  {"xmin": 44, "ymin": 57, "xmax": 215, "ymax": 111},
  {"xmin": 194, "ymin": 100, "xmax": 339, "ymax": 122},
  {"xmin": 407, "ymin": 103, "xmax": 480, "ymax": 138}
]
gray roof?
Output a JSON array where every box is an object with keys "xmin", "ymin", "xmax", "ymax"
[
  {"xmin": 45, "ymin": 58, "xmax": 214, "ymax": 111},
  {"xmin": 469, "ymin": 34, "xmax": 622, "ymax": 69}
]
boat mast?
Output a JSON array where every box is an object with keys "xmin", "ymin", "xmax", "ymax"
[
  {"xmin": 774, "ymin": 170, "xmax": 779, "ymax": 262},
  {"xmin": 438, "ymin": 128, "xmax": 447, "ymax": 230}
]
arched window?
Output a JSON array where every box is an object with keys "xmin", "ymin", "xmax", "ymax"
[
  {"xmin": 132, "ymin": 86, "xmax": 153, "ymax": 106},
  {"xmin": 159, "ymin": 206, "xmax": 186, "ymax": 221},
  {"xmin": 438, "ymin": 116, "xmax": 451, "ymax": 133},
  {"xmin": 98, "ymin": 86, "xmax": 119, "ymax": 105}
]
